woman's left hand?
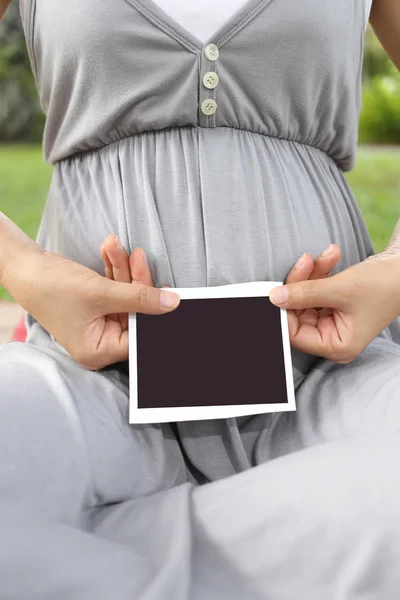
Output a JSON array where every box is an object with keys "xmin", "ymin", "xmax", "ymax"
[{"xmin": 271, "ymin": 245, "xmax": 400, "ymax": 364}]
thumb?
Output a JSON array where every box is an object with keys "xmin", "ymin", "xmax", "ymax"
[
  {"xmin": 98, "ymin": 278, "xmax": 180, "ymax": 315},
  {"xmin": 269, "ymin": 275, "xmax": 347, "ymax": 310}
]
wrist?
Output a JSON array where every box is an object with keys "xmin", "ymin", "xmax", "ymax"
[
  {"xmin": 0, "ymin": 212, "xmax": 43, "ymax": 295},
  {"xmin": 387, "ymin": 218, "xmax": 400, "ymax": 253},
  {"xmin": 0, "ymin": 245, "xmax": 44, "ymax": 304},
  {"xmin": 367, "ymin": 251, "xmax": 400, "ymax": 319}
]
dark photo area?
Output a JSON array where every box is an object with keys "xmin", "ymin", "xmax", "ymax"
[{"xmin": 136, "ymin": 296, "xmax": 288, "ymax": 409}]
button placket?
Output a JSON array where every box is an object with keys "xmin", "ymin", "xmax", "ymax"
[{"xmin": 200, "ymin": 42, "xmax": 219, "ymax": 127}]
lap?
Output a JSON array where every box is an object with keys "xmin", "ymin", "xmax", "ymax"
[
  {"xmin": 88, "ymin": 435, "xmax": 400, "ymax": 599},
  {"xmin": 248, "ymin": 334, "xmax": 400, "ymax": 463},
  {"xmin": 2, "ymin": 326, "xmax": 400, "ymax": 597},
  {"xmin": 2, "ymin": 323, "xmax": 400, "ymax": 511},
  {"xmin": 0, "ymin": 324, "xmax": 188, "ymax": 518},
  {"xmin": 296, "ymin": 335, "xmax": 400, "ymax": 440}
]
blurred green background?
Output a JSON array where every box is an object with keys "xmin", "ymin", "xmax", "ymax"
[{"xmin": 0, "ymin": 4, "xmax": 399, "ymax": 300}]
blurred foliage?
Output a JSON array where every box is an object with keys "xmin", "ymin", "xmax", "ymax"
[
  {"xmin": 0, "ymin": 9, "xmax": 399, "ymax": 144},
  {"xmin": 362, "ymin": 26, "xmax": 393, "ymax": 81},
  {"xmin": 359, "ymin": 28, "xmax": 400, "ymax": 144},
  {"xmin": 0, "ymin": 2, "xmax": 45, "ymax": 142},
  {"xmin": 359, "ymin": 66, "xmax": 400, "ymax": 144}
]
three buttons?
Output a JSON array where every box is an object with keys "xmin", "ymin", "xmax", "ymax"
[{"xmin": 201, "ymin": 44, "xmax": 219, "ymax": 116}]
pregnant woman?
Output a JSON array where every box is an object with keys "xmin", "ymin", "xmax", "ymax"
[{"xmin": 1, "ymin": 0, "xmax": 400, "ymax": 597}]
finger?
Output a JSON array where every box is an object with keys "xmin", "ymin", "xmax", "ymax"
[
  {"xmin": 100, "ymin": 244, "xmax": 114, "ymax": 280},
  {"xmin": 287, "ymin": 308, "xmax": 320, "ymax": 340},
  {"xmin": 309, "ymin": 244, "xmax": 341, "ymax": 280},
  {"xmin": 100, "ymin": 244, "xmax": 123, "ymax": 325},
  {"xmin": 103, "ymin": 236, "xmax": 131, "ymax": 329},
  {"xmin": 285, "ymin": 254, "xmax": 315, "ymax": 319},
  {"xmin": 103, "ymin": 234, "xmax": 131, "ymax": 284},
  {"xmin": 129, "ymin": 248, "xmax": 153, "ymax": 286},
  {"xmin": 289, "ymin": 318, "xmax": 333, "ymax": 357},
  {"xmin": 297, "ymin": 308, "xmax": 320, "ymax": 327},
  {"xmin": 96, "ymin": 321, "xmax": 130, "ymax": 366},
  {"xmin": 287, "ymin": 310, "xmax": 299, "ymax": 339},
  {"xmin": 292, "ymin": 310, "xmax": 354, "ymax": 362},
  {"xmin": 285, "ymin": 253, "xmax": 314, "ymax": 284},
  {"xmin": 269, "ymin": 274, "xmax": 347, "ymax": 311},
  {"xmin": 102, "ymin": 236, "xmax": 132, "ymax": 330},
  {"xmin": 109, "ymin": 328, "xmax": 129, "ymax": 364},
  {"xmin": 287, "ymin": 309, "xmax": 341, "ymax": 357},
  {"xmin": 100, "ymin": 279, "xmax": 180, "ymax": 315}
]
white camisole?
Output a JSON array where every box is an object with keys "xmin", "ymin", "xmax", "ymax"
[{"xmin": 151, "ymin": 0, "xmax": 249, "ymax": 42}]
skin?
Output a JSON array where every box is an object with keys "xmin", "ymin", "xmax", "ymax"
[
  {"xmin": 270, "ymin": 249, "xmax": 400, "ymax": 363},
  {"xmin": 0, "ymin": 213, "xmax": 180, "ymax": 370},
  {"xmin": 0, "ymin": 0, "xmax": 11, "ymax": 20},
  {"xmin": 1, "ymin": 0, "xmax": 400, "ymax": 367},
  {"xmin": 370, "ymin": 0, "xmax": 400, "ymax": 68}
]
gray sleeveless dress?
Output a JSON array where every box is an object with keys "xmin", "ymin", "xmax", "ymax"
[{"xmin": 2, "ymin": 0, "xmax": 400, "ymax": 597}]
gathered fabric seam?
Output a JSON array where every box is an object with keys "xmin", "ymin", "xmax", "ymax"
[{"xmin": 53, "ymin": 126, "xmax": 343, "ymax": 170}]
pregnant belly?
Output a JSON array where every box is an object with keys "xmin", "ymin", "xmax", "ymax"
[{"xmin": 37, "ymin": 127, "xmax": 373, "ymax": 289}]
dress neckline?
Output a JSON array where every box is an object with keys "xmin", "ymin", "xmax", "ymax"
[{"xmin": 125, "ymin": 0, "xmax": 272, "ymax": 52}]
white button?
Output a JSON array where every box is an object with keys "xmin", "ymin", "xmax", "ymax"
[
  {"xmin": 204, "ymin": 43, "xmax": 219, "ymax": 61},
  {"xmin": 203, "ymin": 72, "xmax": 219, "ymax": 89},
  {"xmin": 201, "ymin": 98, "xmax": 217, "ymax": 116}
]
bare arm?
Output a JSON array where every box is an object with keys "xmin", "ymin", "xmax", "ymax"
[
  {"xmin": 0, "ymin": 0, "xmax": 12, "ymax": 20},
  {"xmin": 370, "ymin": 0, "xmax": 400, "ymax": 70},
  {"xmin": 0, "ymin": 212, "xmax": 44, "ymax": 294},
  {"xmin": 0, "ymin": 210, "xmax": 180, "ymax": 369}
]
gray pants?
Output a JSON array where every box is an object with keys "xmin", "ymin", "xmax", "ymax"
[{"xmin": 2, "ymin": 322, "xmax": 400, "ymax": 599}]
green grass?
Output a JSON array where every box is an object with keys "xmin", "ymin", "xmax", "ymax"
[
  {"xmin": 0, "ymin": 144, "xmax": 399, "ymax": 300},
  {"xmin": 0, "ymin": 144, "xmax": 52, "ymax": 300},
  {"xmin": 0, "ymin": 144, "xmax": 52, "ymax": 238},
  {"xmin": 346, "ymin": 146, "xmax": 400, "ymax": 253}
]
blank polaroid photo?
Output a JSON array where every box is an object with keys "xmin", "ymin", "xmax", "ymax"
[{"xmin": 129, "ymin": 281, "xmax": 295, "ymax": 424}]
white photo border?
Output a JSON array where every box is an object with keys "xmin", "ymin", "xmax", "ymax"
[{"xmin": 129, "ymin": 281, "xmax": 296, "ymax": 424}]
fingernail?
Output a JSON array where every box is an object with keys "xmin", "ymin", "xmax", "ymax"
[
  {"xmin": 322, "ymin": 245, "xmax": 333, "ymax": 258},
  {"xmin": 270, "ymin": 286, "xmax": 288, "ymax": 306},
  {"xmin": 114, "ymin": 236, "xmax": 124, "ymax": 251},
  {"xmin": 141, "ymin": 249, "xmax": 148, "ymax": 264},
  {"xmin": 160, "ymin": 290, "xmax": 180, "ymax": 309},
  {"xmin": 294, "ymin": 253, "xmax": 306, "ymax": 269}
]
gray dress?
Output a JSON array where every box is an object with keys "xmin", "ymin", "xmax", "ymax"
[{"xmin": 2, "ymin": 0, "xmax": 400, "ymax": 597}]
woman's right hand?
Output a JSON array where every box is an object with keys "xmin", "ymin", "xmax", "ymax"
[{"xmin": 1, "ymin": 237, "xmax": 180, "ymax": 370}]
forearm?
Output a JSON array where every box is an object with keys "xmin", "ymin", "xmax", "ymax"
[
  {"xmin": 384, "ymin": 220, "xmax": 400, "ymax": 317},
  {"xmin": 386, "ymin": 218, "xmax": 400, "ymax": 253},
  {"xmin": 370, "ymin": 0, "xmax": 400, "ymax": 71},
  {"xmin": 0, "ymin": 212, "xmax": 44, "ymax": 302},
  {"xmin": 0, "ymin": 0, "xmax": 12, "ymax": 20},
  {"xmin": 366, "ymin": 223, "xmax": 400, "ymax": 319}
]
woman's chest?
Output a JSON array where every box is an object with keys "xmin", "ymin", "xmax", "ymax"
[{"xmin": 21, "ymin": 0, "xmax": 371, "ymax": 67}]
